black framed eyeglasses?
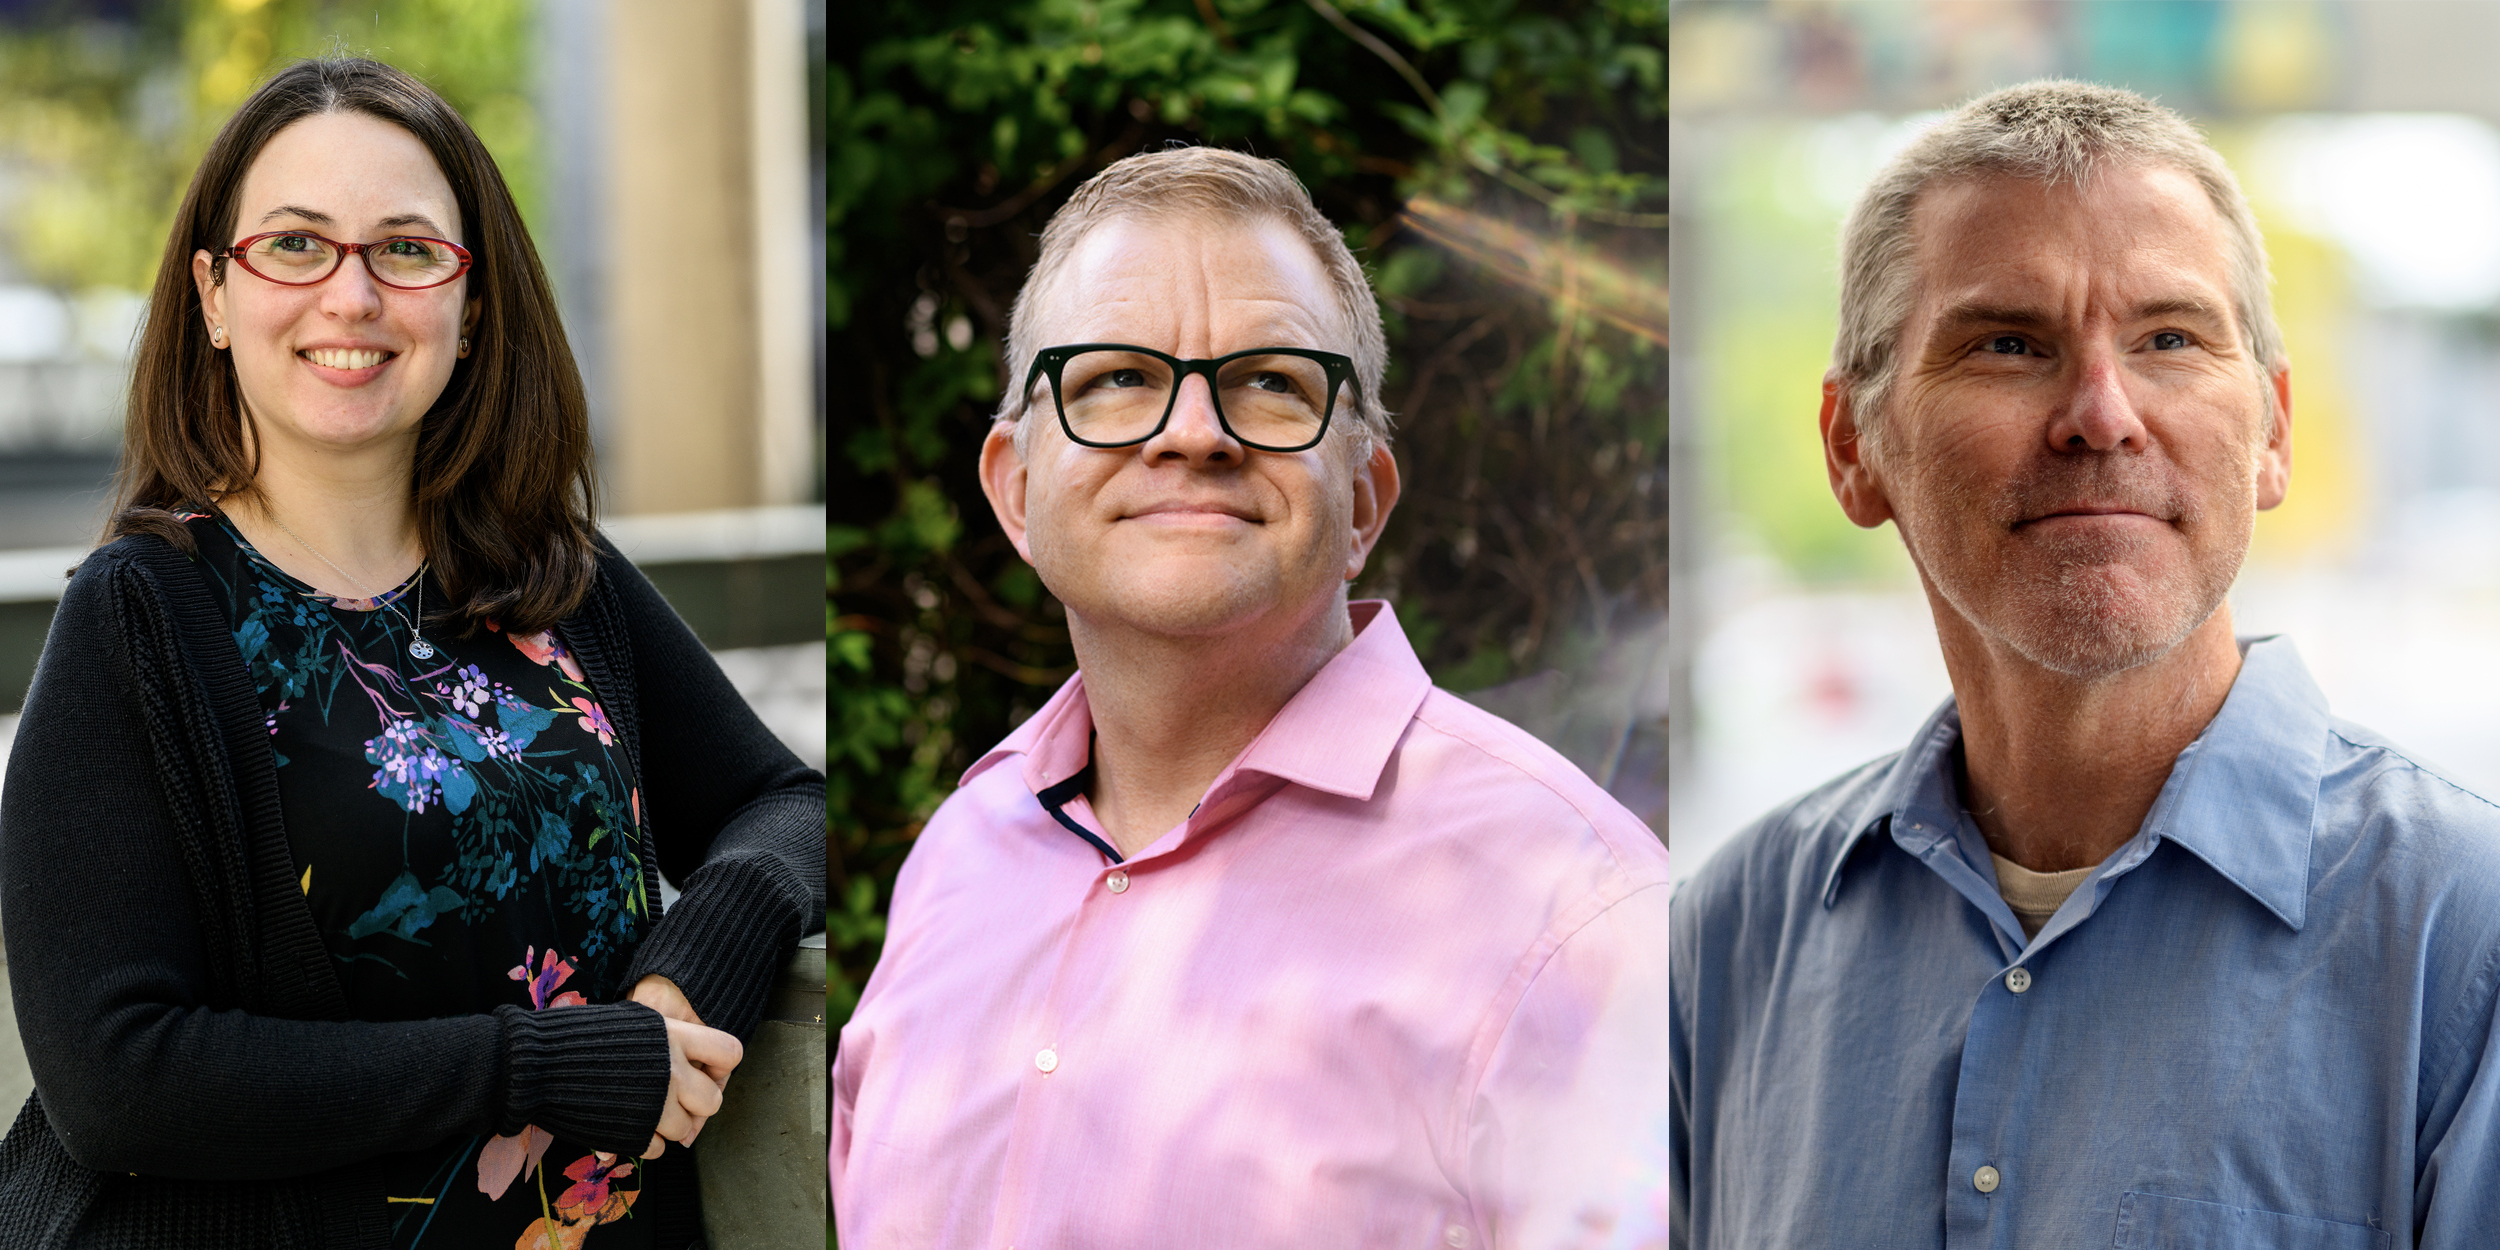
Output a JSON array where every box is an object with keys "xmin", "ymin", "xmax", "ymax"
[{"xmin": 1025, "ymin": 343, "xmax": 1356, "ymax": 453}]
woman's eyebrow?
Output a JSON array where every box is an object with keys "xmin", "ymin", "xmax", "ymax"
[
  {"xmin": 258, "ymin": 204, "xmax": 335, "ymax": 226},
  {"xmin": 255, "ymin": 205, "xmax": 448, "ymax": 236},
  {"xmin": 375, "ymin": 212, "xmax": 448, "ymax": 235}
]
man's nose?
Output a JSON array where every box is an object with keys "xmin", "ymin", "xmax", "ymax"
[
  {"xmin": 2044, "ymin": 349, "xmax": 2148, "ymax": 453},
  {"xmin": 1140, "ymin": 371, "xmax": 1240, "ymax": 463}
]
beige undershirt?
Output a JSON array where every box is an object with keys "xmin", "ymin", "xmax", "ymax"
[{"xmin": 1990, "ymin": 852, "xmax": 2096, "ymax": 941}]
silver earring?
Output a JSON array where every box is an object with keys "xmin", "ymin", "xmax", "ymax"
[{"xmin": 210, "ymin": 326, "xmax": 225, "ymax": 346}]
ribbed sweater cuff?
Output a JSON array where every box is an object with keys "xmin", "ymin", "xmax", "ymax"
[
  {"xmin": 627, "ymin": 853, "xmax": 808, "ymax": 1042},
  {"xmin": 493, "ymin": 1001, "xmax": 671, "ymax": 1152}
]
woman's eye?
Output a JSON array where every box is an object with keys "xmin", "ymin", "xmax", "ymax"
[
  {"xmin": 1985, "ymin": 335, "xmax": 2030, "ymax": 356},
  {"xmin": 2151, "ymin": 331, "xmax": 2188, "ymax": 350},
  {"xmin": 274, "ymin": 234, "xmax": 316, "ymax": 252}
]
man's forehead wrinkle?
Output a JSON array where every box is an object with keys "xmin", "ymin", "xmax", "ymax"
[{"xmin": 1056, "ymin": 287, "xmax": 1340, "ymax": 352}]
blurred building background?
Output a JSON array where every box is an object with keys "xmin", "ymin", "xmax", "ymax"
[
  {"xmin": 1671, "ymin": 0, "xmax": 2500, "ymax": 881},
  {"xmin": 0, "ymin": 0, "xmax": 826, "ymax": 754}
]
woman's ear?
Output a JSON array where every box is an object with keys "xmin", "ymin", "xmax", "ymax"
[{"xmin": 193, "ymin": 250, "xmax": 227, "ymax": 346}]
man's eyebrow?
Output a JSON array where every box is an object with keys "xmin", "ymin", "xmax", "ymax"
[
  {"xmin": 1931, "ymin": 296, "xmax": 2231, "ymax": 334},
  {"xmin": 2129, "ymin": 296, "xmax": 2229, "ymax": 324},
  {"xmin": 1931, "ymin": 302, "xmax": 2054, "ymax": 335}
]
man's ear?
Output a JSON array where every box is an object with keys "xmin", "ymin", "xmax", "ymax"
[
  {"xmin": 1343, "ymin": 439, "xmax": 1401, "ymax": 582},
  {"xmin": 979, "ymin": 419, "xmax": 1036, "ymax": 564},
  {"xmin": 2255, "ymin": 359, "xmax": 2293, "ymax": 511},
  {"xmin": 1822, "ymin": 374, "xmax": 1895, "ymax": 529}
]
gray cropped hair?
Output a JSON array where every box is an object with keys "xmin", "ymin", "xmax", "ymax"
[
  {"xmin": 1833, "ymin": 80, "xmax": 2284, "ymax": 440},
  {"xmin": 995, "ymin": 145, "xmax": 1391, "ymax": 462}
]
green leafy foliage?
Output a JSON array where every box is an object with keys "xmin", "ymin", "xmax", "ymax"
[{"xmin": 831, "ymin": 0, "xmax": 1666, "ymax": 1027}]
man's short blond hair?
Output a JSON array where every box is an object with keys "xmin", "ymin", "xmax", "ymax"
[
  {"xmin": 1834, "ymin": 80, "xmax": 2284, "ymax": 441},
  {"xmin": 997, "ymin": 146, "xmax": 1391, "ymax": 459}
]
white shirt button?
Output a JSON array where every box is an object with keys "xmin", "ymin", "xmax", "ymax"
[
  {"xmin": 1973, "ymin": 1165, "xmax": 2000, "ymax": 1193},
  {"xmin": 1034, "ymin": 1048, "xmax": 1058, "ymax": 1074},
  {"xmin": 2005, "ymin": 967, "xmax": 2032, "ymax": 994},
  {"xmin": 1444, "ymin": 1227, "xmax": 1470, "ymax": 1248},
  {"xmin": 1106, "ymin": 870, "xmax": 1129, "ymax": 894}
]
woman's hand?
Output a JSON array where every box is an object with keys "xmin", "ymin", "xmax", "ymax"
[
  {"xmin": 629, "ymin": 973, "xmax": 700, "ymax": 1025},
  {"xmin": 645, "ymin": 1015, "xmax": 742, "ymax": 1158}
]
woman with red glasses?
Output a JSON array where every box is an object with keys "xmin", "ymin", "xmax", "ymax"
[{"xmin": 0, "ymin": 57, "xmax": 822, "ymax": 1250}]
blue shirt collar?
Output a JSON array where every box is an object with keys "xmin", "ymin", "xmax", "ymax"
[{"xmin": 1822, "ymin": 636, "xmax": 2329, "ymax": 932}]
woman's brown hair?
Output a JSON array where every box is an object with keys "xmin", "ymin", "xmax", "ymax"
[{"xmin": 113, "ymin": 56, "xmax": 598, "ymax": 637}]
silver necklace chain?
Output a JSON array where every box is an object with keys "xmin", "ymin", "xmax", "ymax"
[{"xmin": 266, "ymin": 513, "xmax": 437, "ymax": 661}]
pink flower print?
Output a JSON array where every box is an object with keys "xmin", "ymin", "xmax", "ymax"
[
  {"xmin": 476, "ymin": 1123, "xmax": 552, "ymax": 1200},
  {"xmin": 570, "ymin": 697, "xmax": 615, "ymax": 747},
  {"xmin": 555, "ymin": 1152, "xmax": 638, "ymax": 1223},
  {"xmin": 512, "ymin": 629, "xmax": 586, "ymax": 683},
  {"xmin": 507, "ymin": 946, "xmax": 588, "ymax": 1011},
  {"xmin": 476, "ymin": 726, "xmax": 514, "ymax": 759}
]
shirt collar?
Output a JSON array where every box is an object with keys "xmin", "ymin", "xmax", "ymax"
[
  {"xmin": 960, "ymin": 599, "xmax": 1435, "ymax": 807},
  {"xmin": 1821, "ymin": 635, "xmax": 2329, "ymax": 932}
]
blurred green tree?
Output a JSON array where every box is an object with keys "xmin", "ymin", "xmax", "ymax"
[
  {"xmin": 0, "ymin": 0, "xmax": 543, "ymax": 297},
  {"xmin": 831, "ymin": 0, "xmax": 1667, "ymax": 1026}
]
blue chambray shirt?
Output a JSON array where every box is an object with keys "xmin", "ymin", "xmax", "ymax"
[{"xmin": 1671, "ymin": 637, "xmax": 2500, "ymax": 1249}]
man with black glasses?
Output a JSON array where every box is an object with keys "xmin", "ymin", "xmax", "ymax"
[{"xmin": 831, "ymin": 146, "xmax": 1671, "ymax": 1249}]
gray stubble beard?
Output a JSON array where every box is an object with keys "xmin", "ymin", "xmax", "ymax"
[{"xmin": 1888, "ymin": 448, "xmax": 2253, "ymax": 684}]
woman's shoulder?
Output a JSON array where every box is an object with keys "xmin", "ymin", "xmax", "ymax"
[{"xmin": 72, "ymin": 523, "xmax": 217, "ymax": 582}]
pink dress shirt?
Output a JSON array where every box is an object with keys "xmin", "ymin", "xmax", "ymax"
[{"xmin": 832, "ymin": 602, "xmax": 1672, "ymax": 1248}]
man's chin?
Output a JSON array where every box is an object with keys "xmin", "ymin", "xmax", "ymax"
[
  {"xmin": 1065, "ymin": 575, "xmax": 1282, "ymax": 641},
  {"xmin": 1983, "ymin": 577, "xmax": 2226, "ymax": 681}
]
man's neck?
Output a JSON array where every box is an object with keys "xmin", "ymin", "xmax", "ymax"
[
  {"xmin": 1941, "ymin": 603, "xmax": 2244, "ymax": 874},
  {"xmin": 1075, "ymin": 595, "xmax": 1355, "ymax": 859}
]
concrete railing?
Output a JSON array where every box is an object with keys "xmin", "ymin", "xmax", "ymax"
[{"xmin": 700, "ymin": 932, "xmax": 827, "ymax": 1247}]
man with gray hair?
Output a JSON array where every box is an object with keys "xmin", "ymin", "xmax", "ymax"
[
  {"xmin": 834, "ymin": 145, "xmax": 1672, "ymax": 1248},
  {"xmin": 1672, "ymin": 80, "xmax": 2500, "ymax": 1246}
]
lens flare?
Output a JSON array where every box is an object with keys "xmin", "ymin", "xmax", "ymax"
[{"xmin": 1396, "ymin": 197, "xmax": 1669, "ymax": 347}]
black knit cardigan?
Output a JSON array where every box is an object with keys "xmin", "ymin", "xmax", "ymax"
[{"xmin": 0, "ymin": 532, "xmax": 825, "ymax": 1249}]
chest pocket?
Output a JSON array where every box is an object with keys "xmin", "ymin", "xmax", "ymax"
[{"xmin": 2115, "ymin": 1192, "xmax": 2392, "ymax": 1250}]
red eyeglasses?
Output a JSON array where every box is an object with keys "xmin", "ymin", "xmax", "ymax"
[{"xmin": 216, "ymin": 231, "xmax": 474, "ymax": 291}]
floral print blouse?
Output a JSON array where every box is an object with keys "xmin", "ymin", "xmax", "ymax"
[{"xmin": 183, "ymin": 510, "xmax": 655, "ymax": 1250}]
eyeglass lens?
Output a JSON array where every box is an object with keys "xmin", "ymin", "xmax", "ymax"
[
  {"xmin": 241, "ymin": 234, "xmax": 464, "ymax": 289},
  {"xmin": 1056, "ymin": 350, "xmax": 1333, "ymax": 447}
]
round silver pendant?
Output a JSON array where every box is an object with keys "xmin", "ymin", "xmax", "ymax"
[{"xmin": 409, "ymin": 637, "xmax": 436, "ymax": 660}]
